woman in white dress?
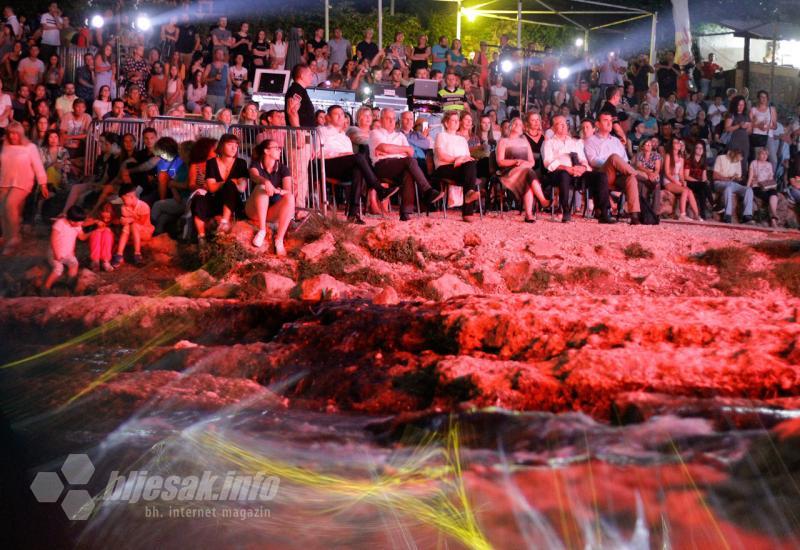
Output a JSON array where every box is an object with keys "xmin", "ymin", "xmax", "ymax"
[{"xmin": 269, "ymin": 29, "xmax": 288, "ymax": 70}]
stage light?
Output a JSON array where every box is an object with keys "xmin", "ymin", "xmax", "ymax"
[
  {"xmin": 90, "ymin": 15, "xmax": 104, "ymax": 29},
  {"xmin": 362, "ymin": 86, "xmax": 372, "ymax": 95},
  {"xmin": 557, "ymin": 67, "xmax": 570, "ymax": 80},
  {"xmin": 501, "ymin": 59, "xmax": 513, "ymax": 73},
  {"xmin": 463, "ymin": 8, "xmax": 477, "ymax": 22},
  {"xmin": 575, "ymin": 37, "xmax": 584, "ymax": 48},
  {"xmin": 135, "ymin": 15, "xmax": 152, "ymax": 31}
]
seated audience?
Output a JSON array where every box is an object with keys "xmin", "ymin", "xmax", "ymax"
[
  {"xmin": 543, "ymin": 115, "xmax": 614, "ymax": 224},
  {"xmin": 433, "ymin": 111, "xmax": 481, "ymax": 222},
  {"xmin": 368, "ymin": 107, "xmax": 444, "ymax": 221},
  {"xmin": 191, "ymin": 134, "xmax": 249, "ymax": 242},
  {"xmin": 584, "ymin": 113, "xmax": 641, "ymax": 224},
  {"xmin": 712, "ymin": 148, "xmax": 753, "ymax": 224},
  {"xmin": 748, "ymin": 147, "xmax": 778, "ymax": 227},
  {"xmin": 245, "ymin": 139, "xmax": 295, "ymax": 255},
  {"xmin": 111, "ymin": 183, "xmax": 155, "ymax": 267},
  {"xmin": 318, "ymin": 105, "xmax": 379, "ymax": 224}
]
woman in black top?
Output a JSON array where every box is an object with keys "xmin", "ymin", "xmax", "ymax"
[
  {"xmin": 191, "ymin": 134, "xmax": 249, "ymax": 240},
  {"xmin": 230, "ymin": 23, "xmax": 253, "ymax": 68},
  {"xmin": 409, "ymin": 35, "xmax": 430, "ymax": 76},
  {"xmin": 252, "ymin": 30, "xmax": 270, "ymax": 71}
]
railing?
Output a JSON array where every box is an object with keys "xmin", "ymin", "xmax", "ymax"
[
  {"xmin": 230, "ymin": 124, "xmax": 328, "ymax": 215},
  {"xmin": 84, "ymin": 119, "xmax": 327, "ymax": 214},
  {"xmin": 84, "ymin": 117, "xmax": 226, "ymax": 178},
  {"xmin": 57, "ymin": 46, "xmax": 93, "ymax": 84}
]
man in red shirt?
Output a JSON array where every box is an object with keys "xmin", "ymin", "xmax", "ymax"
[{"xmin": 700, "ymin": 53, "xmax": 722, "ymax": 98}]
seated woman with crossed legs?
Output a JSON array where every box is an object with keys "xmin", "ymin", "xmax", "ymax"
[
  {"xmin": 495, "ymin": 117, "xmax": 549, "ymax": 222},
  {"xmin": 432, "ymin": 111, "xmax": 481, "ymax": 222}
]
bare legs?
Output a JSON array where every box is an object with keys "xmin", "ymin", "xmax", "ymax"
[
  {"xmin": 663, "ymin": 182, "xmax": 700, "ymax": 218},
  {"xmin": 245, "ymin": 187, "xmax": 296, "ymax": 255},
  {"xmin": 116, "ymin": 222, "xmax": 143, "ymax": 256},
  {"xmin": 0, "ymin": 187, "xmax": 30, "ymax": 253}
]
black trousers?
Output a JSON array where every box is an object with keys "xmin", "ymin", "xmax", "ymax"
[
  {"xmin": 545, "ymin": 170, "xmax": 574, "ymax": 214},
  {"xmin": 374, "ymin": 157, "xmax": 433, "ymax": 215},
  {"xmin": 433, "ymin": 160, "xmax": 478, "ymax": 215},
  {"xmin": 191, "ymin": 181, "xmax": 243, "ymax": 221},
  {"xmin": 325, "ymin": 153, "xmax": 377, "ymax": 217},
  {"xmin": 548, "ymin": 169, "xmax": 611, "ymax": 216},
  {"xmin": 687, "ymin": 180, "xmax": 714, "ymax": 217}
]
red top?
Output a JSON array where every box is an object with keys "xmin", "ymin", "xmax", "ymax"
[{"xmin": 700, "ymin": 62, "xmax": 721, "ymax": 80}]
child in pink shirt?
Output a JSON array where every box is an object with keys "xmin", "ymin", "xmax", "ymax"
[
  {"xmin": 111, "ymin": 183, "xmax": 155, "ymax": 267},
  {"xmin": 89, "ymin": 202, "xmax": 115, "ymax": 271},
  {"xmin": 45, "ymin": 206, "xmax": 90, "ymax": 289}
]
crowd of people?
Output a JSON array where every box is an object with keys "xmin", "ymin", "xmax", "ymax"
[{"xmin": 0, "ymin": 3, "xmax": 799, "ymax": 290}]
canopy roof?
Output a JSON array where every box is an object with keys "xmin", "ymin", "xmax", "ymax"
[{"xmin": 456, "ymin": 0, "xmax": 655, "ymax": 32}]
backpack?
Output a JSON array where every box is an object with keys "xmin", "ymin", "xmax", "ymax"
[{"xmin": 639, "ymin": 190, "xmax": 660, "ymax": 225}]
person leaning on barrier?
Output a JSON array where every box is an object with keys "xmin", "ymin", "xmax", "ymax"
[
  {"xmin": 318, "ymin": 105, "xmax": 379, "ymax": 225},
  {"xmin": 368, "ymin": 107, "xmax": 445, "ymax": 222},
  {"xmin": 543, "ymin": 115, "xmax": 615, "ymax": 224},
  {"xmin": 584, "ymin": 112, "xmax": 641, "ymax": 225}
]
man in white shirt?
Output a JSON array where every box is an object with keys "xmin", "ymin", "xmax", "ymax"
[
  {"xmin": 319, "ymin": 105, "xmax": 380, "ymax": 224},
  {"xmin": 707, "ymin": 95, "xmax": 727, "ymax": 129},
  {"xmin": 369, "ymin": 107, "xmax": 444, "ymax": 221},
  {"xmin": 584, "ymin": 112, "xmax": 641, "ymax": 224},
  {"xmin": 55, "ymin": 82, "xmax": 77, "ymax": 121},
  {"xmin": 39, "ymin": 3, "xmax": 63, "ymax": 59},
  {"xmin": 543, "ymin": 115, "xmax": 615, "ymax": 224},
  {"xmin": 3, "ymin": 7, "xmax": 21, "ymax": 39},
  {"xmin": 712, "ymin": 148, "xmax": 753, "ymax": 223}
]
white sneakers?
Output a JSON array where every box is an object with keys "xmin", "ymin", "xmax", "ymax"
[
  {"xmin": 253, "ymin": 229, "xmax": 286, "ymax": 257},
  {"xmin": 252, "ymin": 229, "xmax": 267, "ymax": 248}
]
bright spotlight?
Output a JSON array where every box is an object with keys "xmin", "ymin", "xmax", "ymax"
[
  {"xmin": 135, "ymin": 15, "xmax": 152, "ymax": 31},
  {"xmin": 463, "ymin": 8, "xmax": 477, "ymax": 22},
  {"xmin": 500, "ymin": 59, "xmax": 514, "ymax": 73},
  {"xmin": 362, "ymin": 86, "xmax": 372, "ymax": 95},
  {"xmin": 90, "ymin": 15, "xmax": 104, "ymax": 29},
  {"xmin": 575, "ymin": 37, "xmax": 584, "ymax": 48},
  {"xmin": 557, "ymin": 67, "xmax": 570, "ymax": 80}
]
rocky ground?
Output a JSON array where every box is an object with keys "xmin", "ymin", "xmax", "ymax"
[
  {"xmin": 2, "ymin": 213, "xmax": 800, "ymax": 420},
  {"xmin": 3, "ymin": 213, "xmax": 800, "ymax": 548}
]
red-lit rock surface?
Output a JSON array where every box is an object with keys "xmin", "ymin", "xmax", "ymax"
[
  {"xmin": 2, "ymin": 216, "xmax": 800, "ymax": 546},
  {"xmin": 1, "ymin": 216, "xmax": 800, "ymax": 419}
]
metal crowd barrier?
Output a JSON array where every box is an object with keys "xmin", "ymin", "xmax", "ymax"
[
  {"xmin": 84, "ymin": 117, "xmax": 226, "ymax": 177},
  {"xmin": 58, "ymin": 46, "xmax": 93, "ymax": 84},
  {"xmin": 84, "ymin": 119, "xmax": 327, "ymax": 215},
  {"xmin": 230, "ymin": 124, "xmax": 327, "ymax": 214}
]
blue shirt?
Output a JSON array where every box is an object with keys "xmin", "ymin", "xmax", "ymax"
[
  {"xmin": 156, "ymin": 156, "xmax": 185, "ymax": 179},
  {"xmin": 431, "ymin": 44, "xmax": 449, "ymax": 73}
]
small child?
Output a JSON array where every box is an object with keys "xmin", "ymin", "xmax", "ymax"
[
  {"xmin": 89, "ymin": 202, "xmax": 115, "ymax": 272},
  {"xmin": 45, "ymin": 206, "xmax": 91, "ymax": 290},
  {"xmin": 111, "ymin": 183, "xmax": 155, "ymax": 268}
]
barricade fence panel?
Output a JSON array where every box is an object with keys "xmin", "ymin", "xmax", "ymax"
[
  {"xmin": 58, "ymin": 46, "xmax": 93, "ymax": 84},
  {"xmin": 230, "ymin": 124, "xmax": 327, "ymax": 215},
  {"xmin": 85, "ymin": 120, "xmax": 327, "ymax": 214}
]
